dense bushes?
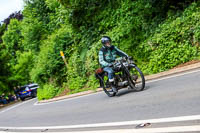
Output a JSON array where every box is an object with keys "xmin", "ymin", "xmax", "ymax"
[
  {"xmin": 142, "ymin": 3, "xmax": 200, "ymax": 74},
  {"xmin": 0, "ymin": 0, "xmax": 200, "ymax": 99}
]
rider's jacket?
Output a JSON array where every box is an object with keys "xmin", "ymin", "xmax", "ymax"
[{"xmin": 99, "ymin": 45, "xmax": 128, "ymax": 68}]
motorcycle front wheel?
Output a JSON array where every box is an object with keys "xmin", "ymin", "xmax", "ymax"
[{"xmin": 125, "ymin": 64, "xmax": 145, "ymax": 91}]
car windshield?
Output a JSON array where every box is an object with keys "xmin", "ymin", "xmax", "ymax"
[{"xmin": 28, "ymin": 83, "xmax": 39, "ymax": 89}]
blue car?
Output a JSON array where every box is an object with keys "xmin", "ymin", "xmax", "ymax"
[{"xmin": 19, "ymin": 83, "xmax": 39, "ymax": 101}]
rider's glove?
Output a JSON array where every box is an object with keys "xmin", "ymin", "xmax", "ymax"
[
  {"xmin": 108, "ymin": 63, "xmax": 113, "ymax": 67},
  {"xmin": 126, "ymin": 56, "xmax": 133, "ymax": 60},
  {"xmin": 125, "ymin": 56, "xmax": 133, "ymax": 60},
  {"xmin": 128, "ymin": 56, "xmax": 133, "ymax": 60}
]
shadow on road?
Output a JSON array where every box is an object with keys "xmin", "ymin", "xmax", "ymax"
[{"xmin": 116, "ymin": 86, "xmax": 150, "ymax": 97}]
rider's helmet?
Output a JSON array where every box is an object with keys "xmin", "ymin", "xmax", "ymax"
[{"xmin": 101, "ymin": 36, "xmax": 111, "ymax": 47}]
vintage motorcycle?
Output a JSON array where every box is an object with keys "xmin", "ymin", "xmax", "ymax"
[{"xmin": 95, "ymin": 57, "xmax": 145, "ymax": 97}]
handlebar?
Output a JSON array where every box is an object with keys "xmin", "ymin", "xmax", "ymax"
[
  {"xmin": 111, "ymin": 57, "xmax": 135, "ymax": 71},
  {"xmin": 114, "ymin": 57, "xmax": 134, "ymax": 64}
]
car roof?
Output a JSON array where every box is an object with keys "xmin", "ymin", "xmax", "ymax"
[
  {"xmin": 20, "ymin": 83, "xmax": 39, "ymax": 90},
  {"xmin": 27, "ymin": 83, "xmax": 38, "ymax": 87}
]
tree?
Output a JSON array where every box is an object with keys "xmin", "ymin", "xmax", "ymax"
[
  {"xmin": 3, "ymin": 11, "xmax": 23, "ymax": 26},
  {"xmin": 2, "ymin": 19, "xmax": 23, "ymax": 64}
]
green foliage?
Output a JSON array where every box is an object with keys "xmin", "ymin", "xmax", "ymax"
[
  {"xmin": 21, "ymin": 18, "xmax": 44, "ymax": 52},
  {"xmin": 23, "ymin": 0, "xmax": 51, "ymax": 25},
  {"xmin": 45, "ymin": 0, "xmax": 60, "ymax": 10},
  {"xmin": 0, "ymin": 49, "xmax": 11, "ymax": 93},
  {"xmin": 0, "ymin": 24, "xmax": 6, "ymax": 43},
  {"xmin": 66, "ymin": 50, "xmax": 87, "ymax": 90},
  {"xmin": 30, "ymin": 25, "xmax": 73, "ymax": 85},
  {"xmin": 0, "ymin": 19, "xmax": 24, "ymax": 93},
  {"xmin": 85, "ymin": 75, "xmax": 99, "ymax": 90},
  {"xmin": 142, "ymin": 2, "xmax": 200, "ymax": 74},
  {"xmin": 85, "ymin": 41, "xmax": 101, "ymax": 75},
  {"xmin": 2, "ymin": 19, "xmax": 23, "ymax": 62},
  {"xmin": 22, "ymin": 0, "xmax": 50, "ymax": 52},
  {"xmin": 37, "ymin": 84, "xmax": 60, "ymax": 100},
  {"xmin": 13, "ymin": 51, "xmax": 34, "ymax": 84},
  {"xmin": 67, "ymin": 76, "xmax": 87, "ymax": 91}
]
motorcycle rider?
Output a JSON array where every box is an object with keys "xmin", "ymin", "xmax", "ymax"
[{"xmin": 99, "ymin": 36, "xmax": 129, "ymax": 93}]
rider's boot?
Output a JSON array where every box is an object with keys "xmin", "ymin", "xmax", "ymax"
[
  {"xmin": 132, "ymin": 74, "xmax": 138, "ymax": 81},
  {"xmin": 109, "ymin": 79, "xmax": 118, "ymax": 93}
]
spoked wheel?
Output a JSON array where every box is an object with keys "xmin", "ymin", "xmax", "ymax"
[
  {"xmin": 99, "ymin": 74, "xmax": 116, "ymax": 97},
  {"xmin": 126, "ymin": 64, "xmax": 145, "ymax": 91}
]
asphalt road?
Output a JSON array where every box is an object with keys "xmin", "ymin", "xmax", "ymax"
[{"xmin": 0, "ymin": 69, "xmax": 200, "ymax": 132}]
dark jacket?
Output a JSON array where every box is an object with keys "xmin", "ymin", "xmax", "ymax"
[{"xmin": 99, "ymin": 45, "xmax": 128, "ymax": 68}]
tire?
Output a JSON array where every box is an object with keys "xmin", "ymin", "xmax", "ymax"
[
  {"xmin": 126, "ymin": 64, "xmax": 145, "ymax": 91},
  {"xmin": 31, "ymin": 91, "xmax": 37, "ymax": 98},
  {"xmin": 98, "ymin": 74, "xmax": 116, "ymax": 97},
  {"xmin": 20, "ymin": 97, "xmax": 25, "ymax": 101}
]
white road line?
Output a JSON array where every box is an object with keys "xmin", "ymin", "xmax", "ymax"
[
  {"xmin": 33, "ymin": 92, "xmax": 100, "ymax": 106},
  {"xmin": 0, "ymin": 114, "xmax": 200, "ymax": 130},
  {"xmin": 21, "ymin": 125, "xmax": 198, "ymax": 133},
  {"xmin": 0, "ymin": 98, "xmax": 36, "ymax": 114},
  {"xmin": 74, "ymin": 125, "xmax": 200, "ymax": 133}
]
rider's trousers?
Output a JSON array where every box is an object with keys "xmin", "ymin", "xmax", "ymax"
[{"xmin": 103, "ymin": 67, "xmax": 114, "ymax": 81}]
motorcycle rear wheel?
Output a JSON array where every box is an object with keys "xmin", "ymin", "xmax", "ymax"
[{"xmin": 99, "ymin": 74, "xmax": 116, "ymax": 97}]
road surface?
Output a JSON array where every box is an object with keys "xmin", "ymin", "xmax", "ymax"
[{"xmin": 0, "ymin": 69, "xmax": 200, "ymax": 132}]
